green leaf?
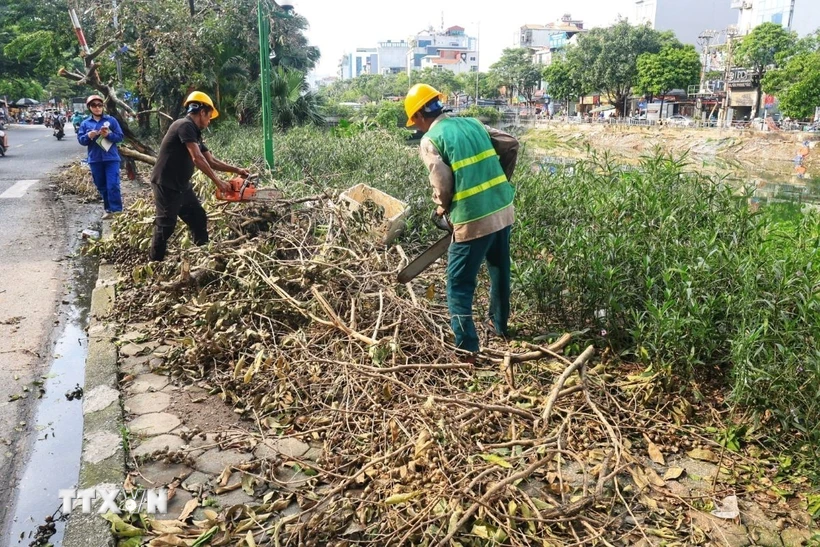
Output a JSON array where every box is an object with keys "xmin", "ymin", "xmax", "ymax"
[
  {"xmin": 479, "ymin": 453, "xmax": 512, "ymax": 468},
  {"xmin": 100, "ymin": 512, "xmax": 143, "ymax": 538}
]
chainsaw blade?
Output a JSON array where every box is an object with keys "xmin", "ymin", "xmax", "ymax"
[
  {"xmin": 247, "ymin": 188, "xmax": 284, "ymax": 201},
  {"xmin": 397, "ymin": 234, "xmax": 451, "ymax": 284}
]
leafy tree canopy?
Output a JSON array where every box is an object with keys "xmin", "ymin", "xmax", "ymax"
[
  {"xmin": 636, "ymin": 44, "xmax": 701, "ymax": 97},
  {"xmin": 565, "ymin": 20, "xmax": 679, "ymax": 113},
  {"xmin": 542, "ymin": 56, "xmax": 582, "ymax": 103},
  {"xmin": 761, "ymin": 32, "xmax": 820, "ymax": 119},
  {"xmin": 489, "ymin": 47, "xmax": 541, "ymax": 102},
  {"xmin": 734, "ymin": 22, "xmax": 797, "ymax": 73}
]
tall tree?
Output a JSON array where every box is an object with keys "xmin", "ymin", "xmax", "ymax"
[
  {"xmin": 489, "ymin": 48, "xmax": 541, "ymax": 104},
  {"xmin": 542, "ymin": 57, "xmax": 582, "ymax": 115},
  {"xmin": 762, "ymin": 33, "xmax": 820, "ymax": 119},
  {"xmin": 734, "ymin": 22, "xmax": 797, "ymax": 116},
  {"xmin": 636, "ymin": 45, "xmax": 701, "ymax": 113},
  {"xmin": 566, "ymin": 20, "xmax": 676, "ymax": 115}
]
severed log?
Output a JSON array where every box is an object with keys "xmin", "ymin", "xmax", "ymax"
[{"xmin": 120, "ymin": 145, "xmax": 157, "ymax": 165}]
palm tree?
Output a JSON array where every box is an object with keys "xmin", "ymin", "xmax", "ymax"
[{"xmin": 236, "ymin": 67, "xmax": 324, "ymax": 129}]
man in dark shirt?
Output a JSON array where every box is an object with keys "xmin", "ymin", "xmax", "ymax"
[{"xmin": 149, "ymin": 91, "xmax": 248, "ymax": 261}]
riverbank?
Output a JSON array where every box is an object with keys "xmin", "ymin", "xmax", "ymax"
[{"xmin": 521, "ymin": 122, "xmax": 820, "ymax": 181}]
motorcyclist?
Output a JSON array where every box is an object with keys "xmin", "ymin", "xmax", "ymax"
[
  {"xmin": 53, "ymin": 112, "xmax": 65, "ymax": 139},
  {"xmin": 71, "ymin": 111, "xmax": 84, "ymax": 132}
]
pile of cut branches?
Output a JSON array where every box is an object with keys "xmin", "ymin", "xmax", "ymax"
[{"xmin": 94, "ymin": 180, "xmax": 681, "ymax": 546}]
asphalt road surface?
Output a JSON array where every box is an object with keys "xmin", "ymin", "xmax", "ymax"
[{"xmin": 0, "ymin": 123, "xmax": 87, "ymax": 538}]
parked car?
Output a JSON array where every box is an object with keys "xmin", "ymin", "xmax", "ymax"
[{"xmin": 666, "ymin": 115, "xmax": 695, "ymax": 127}]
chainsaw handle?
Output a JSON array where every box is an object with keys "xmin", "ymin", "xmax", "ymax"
[{"xmin": 430, "ymin": 209, "xmax": 452, "ymax": 233}]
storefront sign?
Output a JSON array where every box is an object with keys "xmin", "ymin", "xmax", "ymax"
[{"xmin": 728, "ymin": 68, "xmax": 758, "ymax": 88}]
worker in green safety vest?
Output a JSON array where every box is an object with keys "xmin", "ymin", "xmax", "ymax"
[{"xmin": 405, "ymin": 83, "xmax": 519, "ymax": 359}]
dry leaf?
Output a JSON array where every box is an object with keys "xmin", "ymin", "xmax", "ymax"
[
  {"xmin": 630, "ymin": 467, "xmax": 649, "ymax": 491},
  {"xmin": 149, "ymin": 520, "xmax": 185, "ymax": 534},
  {"xmin": 245, "ymin": 530, "xmax": 257, "ymax": 547},
  {"xmin": 663, "ymin": 467, "xmax": 685, "ymax": 481},
  {"xmin": 687, "ymin": 448, "xmax": 718, "ymax": 462},
  {"xmin": 425, "ymin": 284, "xmax": 435, "ymax": 300},
  {"xmin": 217, "ymin": 466, "xmax": 233, "ymax": 487},
  {"xmin": 711, "ymin": 495, "xmax": 740, "ymax": 520},
  {"xmin": 647, "ymin": 441, "xmax": 665, "ymax": 465},
  {"xmin": 644, "ymin": 467, "xmax": 665, "ymax": 487},
  {"xmin": 414, "ymin": 429, "xmax": 432, "ymax": 460},
  {"xmin": 177, "ymin": 498, "xmax": 199, "ymax": 522},
  {"xmin": 148, "ymin": 535, "xmax": 191, "ymax": 547}
]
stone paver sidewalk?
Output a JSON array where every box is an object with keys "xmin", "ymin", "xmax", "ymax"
[{"xmin": 117, "ymin": 328, "xmax": 321, "ymax": 521}]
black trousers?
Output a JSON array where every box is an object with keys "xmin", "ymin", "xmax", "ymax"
[{"xmin": 149, "ymin": 183, "xmax": 208, "ymax": 261}]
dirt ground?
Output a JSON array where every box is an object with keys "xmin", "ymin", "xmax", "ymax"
[{"xmin": 523, "ymin": 122, "xmax": 820, "ymax": 179}]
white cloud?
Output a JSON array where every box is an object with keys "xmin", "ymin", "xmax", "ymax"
[{"xmin": 298, "ymin": 0, "xmax": 635, "ymax": 77}]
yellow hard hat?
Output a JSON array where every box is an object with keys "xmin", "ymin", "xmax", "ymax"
[
  {"xmin": 404, "ymin": 83, "xmax": 442, "ymax": 127},
  {"xmin": 184, "ymin": 91, "xmax": 219, "ymax": 119}
]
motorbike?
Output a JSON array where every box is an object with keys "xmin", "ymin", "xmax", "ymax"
[
  {"xmin": 53, "ymin": 117, "xmax": 65, "ymax": 140},
  {"xmin": 0, "ymin": 128, "xmax": 7, "ymax": 157}
]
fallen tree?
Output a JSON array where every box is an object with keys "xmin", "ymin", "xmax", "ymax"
[{"xmin": 59, "ymin": 36, "xmax": 157, "ymax": 163}]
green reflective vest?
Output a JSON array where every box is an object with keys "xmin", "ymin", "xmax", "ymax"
[{"xmin": 425, "ymin": 117, "xmax": 514, "ymax": 226}]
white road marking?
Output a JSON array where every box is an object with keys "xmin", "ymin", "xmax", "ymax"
[
  {"xmin": 0, "ymin": 180, "xmax": 39, "ymax": 199},
  {"xmin": 14, "ymin": 144, "xmax": 23, "ymax": 148},
  {"xmin": 32, "ymin": 139, "xmax": 39, "ymax": 142}
]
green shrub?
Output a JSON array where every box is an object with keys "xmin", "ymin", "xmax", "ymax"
[
  {"xmin": 457, "ymin": 105, "xmax": 501, "ymax": 125},
  {"xmin": 207, "ymin": 123, "xmax": 820, "ymax": 461},
  {"xmin": 513, "ymin": 153, "xmax": 820, "ymax": 458}
]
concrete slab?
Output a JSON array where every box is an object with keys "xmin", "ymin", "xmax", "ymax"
[
  {"xmin": 82, "ymin": 385, "xmax": 120, "ymax": 414},
  {"xmin": 119, "ymin": 341, "xmax": 156, "ymax": 357},
  {"xmin": 130, "ymin": 412, "xmax": 181, "ymax": 436},
  {"xmin": 128, "ymin": 373, "xmax": 170, "ymax": 394},
  {"xmin": 133, "ymin": 434, "xmax": 186, "ymax": 458},
  {"xmin": 275, "ymin": 466, "xmax": 313, "ymax": 489},
  {"xmin": 194, "ymin": 448, "xmax": 253, "ymax": 475},
  {"xmin": 182, "ymin": 471, "xmax": 212, "ymax": 492},
  {"xmin": 135, "ymin": 462, "xmax": 193, "ymax": 488},
  {"xmin": 254, "ymin": 437, "xmax": 310, "ymax": 460},
  {"xmin": 120, "ymin": 355, "xmax": 150, "ymax": 375},
  {"xmin": 82, "ymin": 430, "xmax": 122, "ymax": 465},
  {"xmin": 118, "ymin": 331, "xmax": 147, "ymax": 343},
  {"xmin": 214, "ymin": 488, "xmax": 255, "ymax": 508},
  {"xmin": 152, "ymin": 489, "xmax": 194, "ymax": 521},
  {"xmin": 125, "ymin": 391, "xmax": 170, "ymax": 415}
]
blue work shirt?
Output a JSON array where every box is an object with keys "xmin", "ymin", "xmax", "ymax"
[{"xmin": 77, "ymin": 114, "xmax": 123, "ymax": 163}]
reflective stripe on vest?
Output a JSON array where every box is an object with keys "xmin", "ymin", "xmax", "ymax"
[
  {"xmin": 451, "ymin": 148, "xmax": 498, "ymax": 172},
  {"xmin": 452, "ymin": 173, "xmax": 508, "ymax": 202}
]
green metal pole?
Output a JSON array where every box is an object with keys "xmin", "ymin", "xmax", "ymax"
[{"xmin": 258, "ymin": 0, "xmax": 274, "ymax": 169}]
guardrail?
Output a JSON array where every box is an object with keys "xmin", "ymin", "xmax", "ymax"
[{"xmin": 497, "ymin": 115, "xmax": 819, "ymax": 133}]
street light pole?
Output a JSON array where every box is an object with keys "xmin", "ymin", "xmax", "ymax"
[
  {"xmin": 258, "ymin": 0, "xmax": 274, "ymax": 169},
  {"xmin": 257, "ymin": 0, "xmax": 294, "ymax": 170}
]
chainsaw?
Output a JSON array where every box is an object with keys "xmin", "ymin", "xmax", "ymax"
[
  {"xmin": 397, "ymin": 210, "xmax": 452, "ymax": 284},
  {"xmin": 215, "ymin": 174, "xmax": 284, "ymax": 202}
]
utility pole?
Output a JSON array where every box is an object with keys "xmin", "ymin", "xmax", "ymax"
[
  {"xmin": 475, "ymin": 22, "xmax": 480, "ymax": 106},
  {"xmin": 720, "ymin": 27, "xmax": 738, "ymax": 128}
]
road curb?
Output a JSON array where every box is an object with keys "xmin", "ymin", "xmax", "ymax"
[{"xmin": 63, "ymin": 220, "xmax": 123, "ymax": 547}]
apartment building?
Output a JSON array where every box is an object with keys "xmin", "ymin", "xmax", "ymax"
[{"xmin": 634, "ymin": 0, "xmax": 736, "ymax": 47}]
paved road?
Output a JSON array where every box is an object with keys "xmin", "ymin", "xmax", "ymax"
[{"xmin": 0, "ymin": 124, "xmax": 86, "ymax": 536}]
